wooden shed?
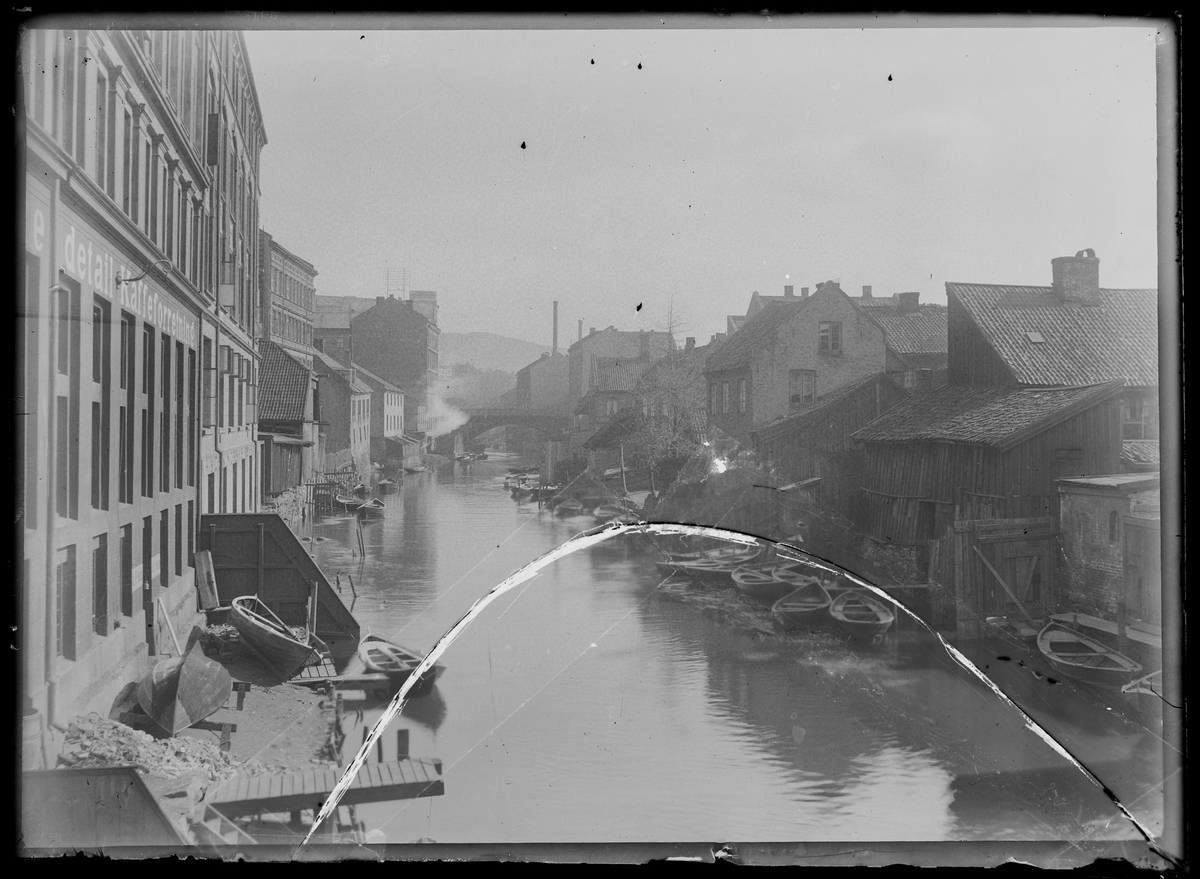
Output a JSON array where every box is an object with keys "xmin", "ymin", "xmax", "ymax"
[
  {"xmin": 851, "ymin": 381, "xmax": 1124, "ymax": 546},
  {"xmin": 752, "ymin": 372, "xmax": 910, "ymax": 521}
]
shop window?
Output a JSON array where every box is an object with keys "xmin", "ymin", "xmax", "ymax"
[
  {"xmin": 56, "ymin": 545, "xmax": 78, "ymax": 660},
  {"xmin": 92, "ymin": 533, "xmax": 108, "ymax": 636}
]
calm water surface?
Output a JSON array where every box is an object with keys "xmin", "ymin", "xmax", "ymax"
[{"xmin": 305, "ymin": 457, "xmax": 1163, "ymax": 845}]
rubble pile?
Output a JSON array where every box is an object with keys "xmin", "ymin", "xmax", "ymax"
[{"xmin": 56, "ymin": 713, "xmax": 238, "ymax": 784}]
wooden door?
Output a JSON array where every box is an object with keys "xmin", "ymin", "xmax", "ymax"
[{"xmin": 974, "ymin": 534, "xmax": 1052, "ymax": 619}]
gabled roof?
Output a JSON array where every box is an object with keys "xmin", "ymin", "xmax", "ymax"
[
  {"xmin": 754, "ymin": 372, "xmax": 909, "ymax": 442},
  {"xmin": 947, "ymin": 283, "xmax": 1158, "ymax": 387},
  {"xmin": 312, "ymin": 349, "xmax": 370, "ymax": 395},
  {"xmin": 851, "ymin": 381, "xmax": 1123, "ymax": 450},
  {"xmin": 256, "ymin": 340, "xmax": 311, "ymax": 423},
  {"xmin": 638, "ymin": 342, "xmax": 714, "ymax": 387},
  {"xmin": 351, "ymin": 362, "xmax": 404, "ymax": 394},
  {"xmin": 871, "ymin": 308, "xmax": 948, "ymax": 356},
  {"xmin": 704, "ymin": 299, "xmax": 805, "ymax": 373}
]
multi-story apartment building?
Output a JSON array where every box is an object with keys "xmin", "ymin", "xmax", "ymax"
[
  {"xmin": 566, "ymin": 327, "xmax": 673, "ymax": 405},
  {"xmin": 19, "ymin": 28, "xmax": 266, "ymax": 730},
  {"xmin": 312, "ymin": 350, "xmax": 372, "ymax": 474},
  {"xmin": 258, "ymin": 230, "xmax": 317, "ymax": 367}
]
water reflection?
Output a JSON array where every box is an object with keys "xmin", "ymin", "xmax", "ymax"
[{"xmin": 310, "ymin": 459, "xmax": 1159, "ymax": 846}]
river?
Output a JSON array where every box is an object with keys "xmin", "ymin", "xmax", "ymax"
[{"xmin": 303, "ymin": 455, "xmax": 1166, "ymax": 850}]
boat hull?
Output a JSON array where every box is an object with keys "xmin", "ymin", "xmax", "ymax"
[
  {"xmin": 137, "ymin": 641, "xmax": 233, "ymax": 736},
  {"xmin": 358, "ymin": 636, "xmax": 444, "ymax": 697},
  {"xmin": 231, "ymin": 597, "xmax": 319, "ymax": 681},
  {"xmin": 772, "ymin": 582, "xmax": 833, "ymax": 627},
  {"xmin": 731, "ymin": 566, "xmax": 810, "ymax": 603},
  {"xmin": 1036, "ymin": 624, "xmax": 1143, "ymax": 689},
  {"xmin": 829, "ymin": 590, "xmax": 894, "ymax": 638}
]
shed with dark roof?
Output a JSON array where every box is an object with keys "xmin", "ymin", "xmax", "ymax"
[{"xmin": 850, "ymin": 381, "xmax": 1124, "ymax": 544}]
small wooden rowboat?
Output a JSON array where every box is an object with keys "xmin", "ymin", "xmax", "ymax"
[
  {"xmin": 772, "ymin": 581, "xmax": 834, "ymax": 627},
  {"xmin": 403, "ymin": 464, "xmax": 428, "ymax": 474},
  {"xmin": 137, "ymin": 639, "xmax": 233, "ymax": 736},
  {"xmin": 555, "ymin": 498, "xmax": 586, "ymax": 516},
  {"xmin": 358, "ymin": 497, "xmax": 386, "ymax": 516},
  {"xmin": 731, "ymin": 565, "xmax": 810, "ymax": 604},
  {"xmin": 358, "ymin": 635, "xmax": 445, "ymax": 697},
  {"xmin": 335, "ymin": 494, "xmax": 368, "ymax": 511},
  {"xmin": 1036, "ymin": 622, "xmax": 1143, "ymax": 689},
  {"xmin": 231, "ymin": 596, "xmax": 324, "ymax": 682},
  {"xmin": 829, "ymin": 589, "xmax": 895, "ymax": 638},
  {"xmin": 664, "ymin": 545, "xmax": 761, "ymax": 564},
  {"xmin": 592, "ymin": 503, "xmax": 627, "ymax": 521},
  {"xmin": 377, "ymin": 478, "xmax": 398, "ymax": 493}
]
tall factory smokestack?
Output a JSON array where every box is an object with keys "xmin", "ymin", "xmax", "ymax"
[
  {"xmin": 553, "ymin": 301, "xmax": 559, "ymax": 355},
  {"xmin": 578, "ymin": 320, "xmax": 583, "ymax": 342}
]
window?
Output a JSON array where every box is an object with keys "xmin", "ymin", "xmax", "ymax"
[
  {"xmin": 92, "ymin": 299, "xmax": 111, "ymax": 510},
  {"xmin": 56, "ymin": 276, "xmax": 81, "ymax": 520},
  {"xmin": 175, "ymin": 504, "xmax": 183, "ymax": 576},
  {"xmin": 119, "ymin": 313, "xmax": 135, "ymax": 503},
  {"xmin": 160, "ymin": 509, "xmax": 169, "ymax": 587},
  {"xmin": 161, "ymin": 335, "xmax": 171, "ymax": 492},
  {"xmin": 176, "ymin": 341, "xmax": 184, "ymax": 487},
  {"xmin": 22, "ymin": 253, "xmax": 40, "ymax": 528},
  {"xmin": 722, "ymin": 382, "xmax": 730, "ymax": 415},
  {"xmin": 606, "ymin": 398, "xmax": 618, "ymax": 416},
  {"xmin": 1109, "ymin": 511, "xmax": 1119, "ymax": 543},
  {"xmin": 120, "ymin": 523, "xmax": 133, "ymax": 617},
  {"xmin": 790, "ymin": 369, "xmax": 817, "ymax": 407},
  {"xmin": 92, "ymin": 533, "xmax": 108, "ymax": 636},
  {"xmin": 738, "ymin": 379, "xmax": 747, "ymax": 414},
  {"xmin": 202, "ymin": 337, "xmax": 213, "ymax": 428},
  {"xmin": 187, "ymin": 501, "xmax": 194, "ymax": 569},
  {"xmin": 55, "ymin": 545, "xmax": 77, "ymax": 660},
  {"xmin": 819, "ymin": 322, "xmax": 843, "ymax": 354}
]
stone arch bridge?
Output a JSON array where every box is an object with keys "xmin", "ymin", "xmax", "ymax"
[{"xmin": 462, "ymin": 407, "xmax": 572, "ymax": 443}]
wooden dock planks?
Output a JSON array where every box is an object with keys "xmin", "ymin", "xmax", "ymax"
[{"xmin": 204, "ymin": 759, "xmax": 444, "ymax": 819}]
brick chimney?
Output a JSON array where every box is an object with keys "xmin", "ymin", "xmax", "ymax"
[
  {"xmin": 1052, "ymin": 249, "xmax": 1101, "ymax": 305},
  {"xmin": 800, "ymin": 287, "xmax": 809, "ymax": 298},
  {"xmin": 578, "ymin": 320, "xmax": 583, "ymax": 341},
  {"xmin": 589, "ymin": 326, "xmax": 596, "ymax": 336},
  {"xmin": 898, "ymin": 291, "xmax": 920, "ymax": 313},
  {"xmin": 685, "ymin": 337, "xmax": 695, "ymax": 352},
  {"xmin": 784, "ymin": 285, "xmax": 794, "ymax": 298},
  {"xmin": 710, "ymin": 332, "xmax": 727, "ymax": 344},
  {"xmin": 862, "ymin": 285, "xmax": 872, "ymax": 299},
  {"xmin": 376, "ymin": 296, "xmax": 385, "ymax": 305}
]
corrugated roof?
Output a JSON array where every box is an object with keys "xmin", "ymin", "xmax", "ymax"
[
  {"xmin": 871, "ymin": 308, "xmax": 948, "ymax": 356},
  {"xmin": 1122, "ymin": 440, "xmax": 1160, "ymax": 466},
  {"xmin": 948, "ymin": 283, "xmax": 1158, "ymax": 387},
  {"xmin": 851, "ymin": 382, "xmax": 1122, "ymax": 448},
  {"xmin": 755, "ymin": 372, "xmax": 910, "ymax": 441},
  {"xmin": 705, "ymin": 299, "xmax": 805, "ymax": 372},
  {"xmin": 257, "ymin": 340, "xmax": 311, "ymax": 423}
]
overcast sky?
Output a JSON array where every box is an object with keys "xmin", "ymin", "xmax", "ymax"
[{"xmin": 241, "ymin": 17, "xmax": 1163, "ymax": 347}]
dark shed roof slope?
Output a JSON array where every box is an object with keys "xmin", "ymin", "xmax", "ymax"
[
  {"xmin": 704, "ymin": 299, "xmax": 804, "ymax": 373},
  {"xmin": 851, "ymin": 381, "xmax": 1122, "ymax": 449},
  {"xmin": 257, "ymin": 340, "xmax": 311, "ymax": 422}
]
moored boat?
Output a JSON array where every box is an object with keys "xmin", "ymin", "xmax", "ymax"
[
  {"xmin": 358, "ymin": 497, "xmax": 386, "ymax": 516},
  {"xmin": 829, "ymin": 589, "xmax": 895, "ymax": 638},
  {"xmin": 403, "ymin": 463, "xmax": 428, "ymax": 474},
  {"xmin": 358, "ymin": 635, "xmax": 445, "ymax": 697},
  {"xmin": 377, "ymin": 478, "xmax": 397, "ymax": 493},
  {"xmin": 555, "ymin": 498, "xmax": 586, "ymax": 516},
  {"xmin": 1036, "ymin": 622, "xmax": 1143, "ymax": 689},
  {"xmin": 137, "ymin": 639, "xmax": 233, "ymax": 736},
  {"xmin": 335, "ymin": 493, "xmax": 368, "ymax": 511},
  {"xmin": 731, "ymin": 565, "xmax": 810, "ymax": 603},
  {"xmin": 772, "ymin": 580, "xmax": 834, "ymax": 627},
  {"xmin": 231, "ymin": 596, "xmax": 323, "ymax": 681}
]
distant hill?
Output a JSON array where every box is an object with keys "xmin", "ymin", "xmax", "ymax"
[{"xmin": 439, "ymin": 332, "xmax": 552, "ymax": 373}]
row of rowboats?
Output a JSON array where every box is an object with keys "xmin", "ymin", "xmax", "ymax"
[{"xmin": 656, "ymin": 545, "xmax": 895, "ymax": 639}]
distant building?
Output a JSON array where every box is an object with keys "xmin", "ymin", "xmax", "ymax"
[
  {"xmin": 571, "ymin": 358, "xmax": 653, "ymax": 453},
  {"xmin": 258, "ymin": 231, "xmax": 317, "ymax": 367},
  {"xmin": 567, "ymin": 327, "xmax": 673, "ymax": 405},
  {"xmin": 314, "ymin": 293, "xmax": 439, "ymax": 435},
  {"xmin": 704, "ymin": 282, "xmax": 893, "ymax": 444},
  {"xmin": 515, "ymin": 351, "xmax": 569, "ymax": 410},
  {"xmin": 350, "ymin": 362, "xmax": 406, "ymax": 465},
  {"xmin": 947, "ymin": 249, "xmax": 1158, "ymax": 470},
  {"xmin": 312, "ymin": 349, "xmax": 372, "ymax": 474}
]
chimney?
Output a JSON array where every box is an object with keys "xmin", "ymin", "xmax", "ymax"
[
  {"xmin": 553, "ymin": 301, "xmax": 559, "ymax": 355},
  {"xmin": 685, "ymin": 337, "xmax": 695, "ymax": 352},
  {"xmin": 801, "ymin": 287, "xmax": 809, "ymax": 298},
  {"xmin": 898, "ymin": 291, "xmax": 920, "ymax": 313},
  {"xmin": 578, "ymin": 320, "xmax": 583, "ymax": 341},
  {"xmin": 1052, "ymin": 249, "xmax": 1101, "ymax": 305},
  {"xmin": 862, "ymin": 285, "xmax": 872, "ymax": 299},
  {"xmin": 541, "ymin": 352, "xmax": 549, "ymax": 360},
  {"xmin": 784, "ymin": 285, "xmax": 794, "ymax": 298},
  {"xmin": 589, "ymin": 326, "xmax": 596, "ymax": 336},
  {"xmin": 376, "ymin": 296, "xmax": 385, "ymax": 305},
  {"xmin": 710, "ymin": 332, "xmax": 727, "ymax": 344}
]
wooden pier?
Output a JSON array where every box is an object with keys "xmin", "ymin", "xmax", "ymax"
[{"xmin": 202, "ymin": 758, "xmax": 444, "ymax": 819}]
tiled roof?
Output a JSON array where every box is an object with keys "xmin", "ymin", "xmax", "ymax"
[
  {"xmin": 1122, "ymin": 440, "xmax": 1160, "ymax": 466},
  {"xmin": 592, "ymin": 359, "xmax": 651, "ymax": 392},
  {"xmin": 948, "ymin": 283, "xmax": 1158, "ymax": 387},
  {"xmin": 256, "ymin": 340, "xmax": 311, "ymax": 422},
  {"xmin": 851, "ymin": 382, "xmax": 1122, "ymax": 449},
  {"xmin": 755, "ymin": 372, "xmax": 909, "ymax": 441},
  {"xmin": 705, "ymin": 299, "xmax": 805, "ymax": 372},
  {"xmin": 871, "ymin": 308, "xmax": 948, "ymax": 356}
]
